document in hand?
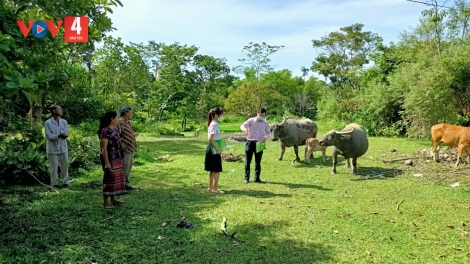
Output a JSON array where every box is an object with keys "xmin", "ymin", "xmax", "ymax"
[
  {"xmin": 256, "ymin": 141, "xmax": 267, "ymax": 153},
  {"xmin": 210, "ymin": 139, "xmax": 228, "ymax": 155}
]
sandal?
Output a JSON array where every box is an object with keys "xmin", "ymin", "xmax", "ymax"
[
  {"xmin": 212, "ymin": 189, "xmax": 224, "ymax": 194},
  {"xmin": 103, "ymin": 204, "xmax": 114, "ymax": 209},
  {"xmin": 207, "ymin": 188, "xmax": 213, "ymax": 193},
  {"xmin": 112, "ymin": 200, "xmax": 125, "ymax": 205}
]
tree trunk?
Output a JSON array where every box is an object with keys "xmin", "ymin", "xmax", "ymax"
[
  {"xmin": 158, "ymin": 108, "xmax": 165, "ymax": 122},
  {"xmin": 32, "ymin": 104, "xmax": 43, "ymax": 123},
  {"xmin": 181, "ymin": 116, "xmax": 187, "ymax": 130},
  {"xmin": 0, "ymin": 99, "xmax": 6, "ymax": 124},
  {"xmin": 30, "ymin": 94, "xmax": 43, "ymax": 123},
  {"xmin": 115, "ymin": 92, "xmax": 119, "ymax": 111}
]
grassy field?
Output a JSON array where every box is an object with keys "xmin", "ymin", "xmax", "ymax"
[{"xmin": 1, "ymin": 120, "xmax": 470, "ymax": 263}]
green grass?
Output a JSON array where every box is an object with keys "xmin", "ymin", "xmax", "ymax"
[{"xmin": 1, "ymin": 121, "xmax": 470, "ymax": 263}]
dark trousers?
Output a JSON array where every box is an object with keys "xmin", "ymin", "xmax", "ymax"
[{"xmin": 245, "ymin": 141, "xmax": 263, "ymax": 181}]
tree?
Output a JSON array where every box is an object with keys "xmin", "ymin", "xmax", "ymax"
[
  {"xmin": 259, "ymin": 69, "xmax": 303, "ymax": 115},
  {"xmin": 149, "ymin": 43, "xmax": 199, "ymax": 122},
  {"xmin": 190, "ymin": 55, "xmax": 233, "ymax": 126},
  {"xmin": 311, "ymin": 23, "xmax": 382, "ymax": 121},
  {"xmin": 224, "ymin": 82, "xmax": 282, "ymax": 117},
  {"xmin": 447, "ymin": 0, "xmax": 470, "ymax": 40},
  {"xmin": 0, "ymin": 0, "xmax": 122, "ymax": 123},
  {"xmin": 418, "ymin": 0, "xmax": 448, "ymax": 57},
  {"xmin": 301, "ymin": 66, "xmax": 309, "ymax": 81},
  {"xmin": 94, "ymin": 36, "xmax": 126, "ymax": 109},
  {"xmin": 235, "ymin": 42, "xmax": 284, "ymax": 81},
  {"xmin": 311, "ymin": 23, "xmax": 382, "ymax": 90}
]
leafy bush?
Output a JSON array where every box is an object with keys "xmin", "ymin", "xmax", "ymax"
[
  {"xmin": 61, "ymin": 89, "xmax": 106, "ymax": 125},
  {"xmin": 0, "ymin": 118, "xmax": 102, "ymax": 185},
  {"xmin": 0, "ymin": 118, "xmax": 48, "ymax": 185},
  {"xmin": 132, "ymin": 119, "xmax": 184, "ymax": 136},
  {"xmin": 67, "ymin": 136, "xmax": 101, "ymax": 176}
]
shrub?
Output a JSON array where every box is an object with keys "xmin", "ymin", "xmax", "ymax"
[
  {"xmin": 0, "ymin": 118, "xmax": 102, "ymax": 185},
  {"xmin": 0, "ymin": 118, "xmax": 48, "ymax": 185}
]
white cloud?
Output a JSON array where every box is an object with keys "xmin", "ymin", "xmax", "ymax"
[{"xmin": 108, "ymin": 0, "xmax": 425, "ymax": 77}]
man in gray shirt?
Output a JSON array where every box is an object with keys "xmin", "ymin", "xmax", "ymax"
[{"xmin": 44, "ymin": 105, "xmax": 72, "ymax": 187}]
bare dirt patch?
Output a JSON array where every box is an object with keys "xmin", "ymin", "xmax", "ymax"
[
  {"xmin": 382, "ymin": 147, "xmax": 469, "ymax": 183},
  {"xmin": 221, "ymin": 153, "xmax": 244, "ymax": 162},
  {"xmin": 226, "ymin": 135, "xmax": 247, "ymax": 142}
]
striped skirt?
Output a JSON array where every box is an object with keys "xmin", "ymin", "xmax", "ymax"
[{"xmin": 101, "ymin": 155, "xmax": 128, "ymax": 196}]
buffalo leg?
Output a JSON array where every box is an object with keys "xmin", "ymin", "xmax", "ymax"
[
  {"xmin": 352, "ymin": 157, "xmax": 358, "ymax": 175},
  {"xmin": 466, "ymin": 149, "xmax": 470, "ymax": 164},
  {"xmin": 278, "ymin": 142, "xmax": 285, "ymax": 161},
  {"xmin": 456, "ymin": 144, "xmax": 464, "ymax": 167},
  {"xmin": 344, "ymin": 158, "xmax": 351, "ymax": 168},
  {"xmin": 432, "ymin": 140, "xmax": 442, "ymax": 162},
  {"xmin": 321, "ymin": 149, "xmax": 326, "ymax": 165},
  {"xmin": 331, "ymin": 148, "xmax": 338, "ymax": 174},
  {"xmin": 293, "ymin": 145, "xmax": 300, "ymax": 162},
  {"xmin": 304, "ymin": 146, "xmax": 311, "ymax": 164}
]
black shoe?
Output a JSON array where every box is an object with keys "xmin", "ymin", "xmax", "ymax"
[
  {"xmin": 254, "ymin": 180, "xmax": 266, "ymax": 184},
  {"xmin": 126, "ymin": 185, "xmax": 136, "ymax": 190},
  {"xmin": 244, "ymin": 180, "xmax": 249, "ymax": 184}
]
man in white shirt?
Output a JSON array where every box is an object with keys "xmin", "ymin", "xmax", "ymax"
[{"xmin": 44, "ymin": 105, "xmax": 72, "ymax": 187}]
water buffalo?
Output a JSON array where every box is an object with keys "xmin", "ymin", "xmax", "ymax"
[
  {"xmin": 318, "ymin": 123, "xmax": 368, "ymax": 175},
  {"xmin": 304, "ymin": 138, "xmax": 327, "ymax": 165},
  {"xmin": 270, "ymin": 118, "xmax": 318, "ymax": 162}
]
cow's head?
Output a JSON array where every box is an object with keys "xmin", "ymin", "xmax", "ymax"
[
  {"xmin": 270, "ymin": 118, "xmax": 288, "ymax": 141},
  {"xmin": 318, "ymin": 128, "xmax": 353, "ymax": 146}
]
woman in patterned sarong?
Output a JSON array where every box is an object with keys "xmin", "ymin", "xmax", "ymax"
[{"xmin": 98, "ymin": 111, "xmax": 128, "ymax": 209}]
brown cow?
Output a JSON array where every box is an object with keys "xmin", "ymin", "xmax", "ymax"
[
  {"xmin": 304, "ymin": 138, "xmax": 327, "ymax": 165},
  {"xmin": 431, "ymin": 123, "xmax": 470, "ymax": 166}
]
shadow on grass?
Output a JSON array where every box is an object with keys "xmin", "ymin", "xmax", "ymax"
[
  {"xmin": 223, "ymin": 189, "xmax": 292, "ymax": 198},
  {"xmin": 0, "ymin": 137, "xmax": 334, "ymax": 263},
  {"xmin": 268, "ymin": 181, "xmax": 333, "ymax": 191},
  {"xmin": 135, "ymin": 138, "xmax": 207, "ymax": 162},
  {"xmin": 0, "ymin": 183, "xmax": 333, "ymax": 263},
  {"xmin": 348, "ymin": 166, "xmax": 404, "ymax": 181}
]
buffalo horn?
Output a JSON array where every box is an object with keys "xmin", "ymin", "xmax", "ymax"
[{"xmin": 336, "ymin": 129, "xmax": 353, "ymax": 134}]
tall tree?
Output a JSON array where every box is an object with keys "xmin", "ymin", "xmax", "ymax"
[
  {"xmin": 311, "ymin": 23, "xmax": 382, "ymax": 121},
  {"xmin": 0, "ymin": 0, "xmax": 122, "ymax": 123},
  {"xmin": 150, "ymin": 43, "xmax": 198, "ymax": 122},
  {"xmin": 235, "ymin": 42, "xmax": 284, "ymax": 81},
  {"xmin": 301, "ymin": 66, "xmax": 309, "ymax": 81},
  {"xmin": 190, "ymin": 55, "xmax": 233, "ymax": 126},
  {"xmin": 311, "ymin": 23, "xmax": 382, "ymax": 91}
]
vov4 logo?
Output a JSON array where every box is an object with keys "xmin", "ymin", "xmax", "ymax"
[{"xmin": 16, "ymin": 16, "xmax": 88, "ymax": 42}]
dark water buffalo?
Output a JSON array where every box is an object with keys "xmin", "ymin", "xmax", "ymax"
[
  {"xmin": 318, "ymin": 123, "xmax": 368, "ymax": 175},
  {"xmin": 270, "ymin": 118, "xmax": 318, "ymax": 162}
]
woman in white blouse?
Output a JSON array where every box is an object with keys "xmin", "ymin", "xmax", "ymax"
[{"xmin": 204, "ymin": 107, "xmax": 224, "ymax": 194}]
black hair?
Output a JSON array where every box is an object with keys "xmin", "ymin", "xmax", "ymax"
[
  {"xmin": 206, "ymin": 107, "xmax": 223, "ymax": 126},
  {"xmin": 97, "ymin": 110, "xmax": 118, "ymax": 136},
  {"xmin": 258, "ymin": 107, "xmax": 267, "ymax": 114},
  {"xmin": 120, "ymin": 106, "xmax": 132, "ymax": 117}
]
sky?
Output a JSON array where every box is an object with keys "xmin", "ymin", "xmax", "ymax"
[{"xmin": 108, "ymin": 0, "xmax": 427, "ymax": 78}]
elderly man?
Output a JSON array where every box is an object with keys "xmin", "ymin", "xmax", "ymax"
[
  {"xmin": 117, "ymin": 106, "xmax": 138, "ymax": 190},
  {"xmin": 45, "ymin": 105, "xmax": 72, "ymax": 187},
  {"xmin": 240, "ymin": 107, "xmax": 271, "ymax": 184}
]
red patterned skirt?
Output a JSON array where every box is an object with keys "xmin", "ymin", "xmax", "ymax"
[{"xmin": 101, "ymin": 155, "xmax": 128, "ymax": 196}]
